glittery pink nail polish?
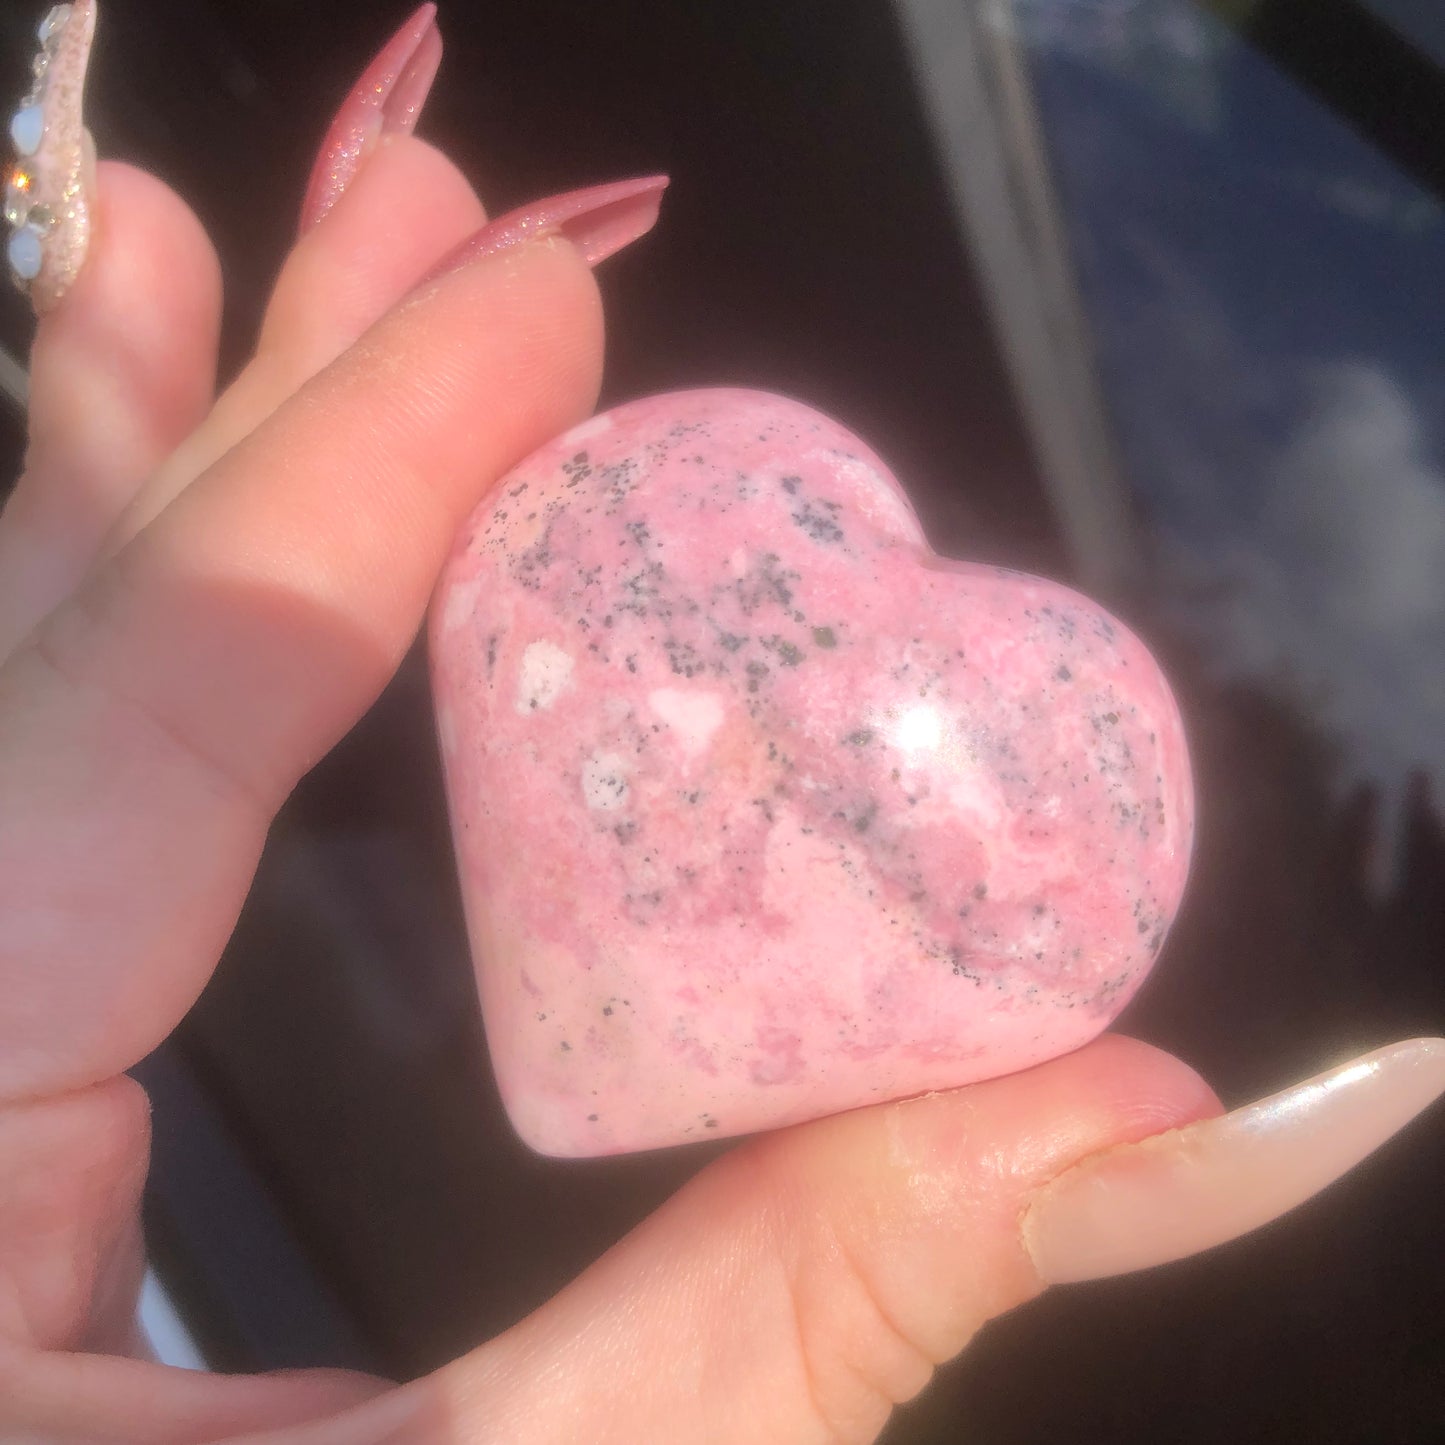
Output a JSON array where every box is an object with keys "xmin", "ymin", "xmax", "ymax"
[
  {"xmin": 299, "ymin": 3, "xmax": 443, "ymax": 232},
  {"xmin": 419, "ymin": 174, "xmax": 670, "ymax": 284}
]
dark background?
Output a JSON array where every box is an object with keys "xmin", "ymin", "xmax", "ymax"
[{"xmin": 2, "ymin": 2, "xmax": 1442, "ymax": 1441}]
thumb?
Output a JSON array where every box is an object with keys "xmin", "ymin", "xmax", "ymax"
[
  {"xmin": 451, "ymin": 1034, "xmax": 1216, "ymax": 1445},
  {"xmin": 251, "ymin": 1032, "xmax": 1445, "ymax": 1445}
]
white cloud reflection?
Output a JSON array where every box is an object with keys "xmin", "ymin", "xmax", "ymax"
[{"xmin": 1163, "ymin": 359, "xmax": 1445, "ymax": 893}]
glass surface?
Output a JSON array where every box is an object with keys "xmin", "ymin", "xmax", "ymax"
[
  {"xmin": 1018, "ymin": 0, "xmax": 1444, "ymax": 891},
  {"xmin": 1368, "ymin": 0, "xmax": 1445, "ymax": 65}
]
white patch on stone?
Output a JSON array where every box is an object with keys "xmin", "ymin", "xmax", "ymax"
[
  {"xmin": 582, "ymin": 751, "xmax": 630, "ymax": 811},
  {"xmin": 440, "ymin": 578, "xmax": 481, "ymax": 635},
  {"xmin": 728, "ymin": 548, "xmax": 749, "ymax": 578},
  {"xmin": 834, "ymin": 456, "xmax": 925, "ymax": 544},
  {"xmin": 648, "ymin": 688, "xmax": 725, "ymax": 756},
  {"xmin": 515, "ymin": 640, "xmax": 574, "ymax": 714},
  {"xmin": 565, "ymin": 412, "xmax": 615, "ymax": 445}
]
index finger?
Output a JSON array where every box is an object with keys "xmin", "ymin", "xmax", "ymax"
[{"xmin": 0, "ymin": 200, "xmax": 646, "ymax": 1103}]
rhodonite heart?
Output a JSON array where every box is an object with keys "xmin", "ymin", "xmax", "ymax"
[{"xmin": 430, "ymin": 389, "xmax": 1193, "ymax": 1156}]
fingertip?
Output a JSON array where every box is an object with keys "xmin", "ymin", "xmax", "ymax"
[
  {"xmin": 0, "ymin": 162, "xmax": 223, "ymax": 650},
  {"xmin": 31, "ymin": 160, "xmax": 222, "ymax": 439},
  {"xmin": 265, "ymin": 135, "xmax": 487, "ymax": 355},
  {"xmin": 1023, "ymin": 1036, "xmax": 1445, "ymax": 1286}
]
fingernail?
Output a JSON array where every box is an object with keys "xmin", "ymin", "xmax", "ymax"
[
  {"xmin": 422, "ymin": 174, "xmax": 670, "ymax": 283},
  {"xmin": 299, "ymin": 3, "xmax": 443, "ymax": 232},
  {"xmin": 5, "ymin": 0, "xmax": 98, "ymax": 313},
  {"xmin": 1023, "ymin": 1037, "xmax": 1445, "ymax": 1284}
]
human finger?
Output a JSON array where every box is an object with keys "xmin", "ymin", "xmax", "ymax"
[
  {"xmin": 9, "ymin": 1036, "xmax": 1444, "ymax": 1442},
  {"xmin": 0, "ymin": 176, "xmax": 666, "ymax": 1105},
  {"xmin": 211, "ymin": 1035, "xmax": 1445, "ymax": 1445},
  {"xmin": 0, "ymin": 0, "xmax": 223, "ymax": 652},
  {"xmin": 104, "ymin": 7, "xmax": 484, "ymax": 551}
]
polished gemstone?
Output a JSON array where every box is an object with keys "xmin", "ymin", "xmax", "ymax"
[
  {"xmin": 8, "ymin": 224, "xmax": 43, "ymax": 281},
  {"xmin": 431, "ymin": 390, "xmax": 1195, "ymax": 1156},
  {"xmin": 9, "ymin": 106, "xmax": 44, "ymax": 158}
]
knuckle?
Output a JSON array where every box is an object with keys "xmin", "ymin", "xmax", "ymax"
[
  {"xmin": 26, "ymin": 560, "xmax": 272, "ymax": 821},
  {"xmin": 784, "ymin": 1214, "xmax": 938, "ymax": 1444}
]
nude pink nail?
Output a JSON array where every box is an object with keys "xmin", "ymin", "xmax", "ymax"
[
  {"xmin": 299, "ymin": 3, "xmax": 443, "ymax": 232},
  {"xmin": 422, "ymin": 174, "xmax": 670, "ymax": 282},
  {"xmin": 1022, "ymin": 1037, "xmax": 1445, "ymax": 1284}
]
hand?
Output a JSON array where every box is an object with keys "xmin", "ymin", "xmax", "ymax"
[{"xmin": 2, "ymin": 8, "xmax": 1442, "ymax": 1442}]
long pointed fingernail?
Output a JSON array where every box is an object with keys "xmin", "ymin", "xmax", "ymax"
[
  {"xmin": 1023, "ymin": 1037, "xmax": 1445, "ymax": 1284},
  {"xmin": 300, "ymin": 3, "xmax": 443, "ymax": 232},
  {"xmin": 422, "ymin": 174, "xmax": 670, "ymax": 283},
  {"xmin": 5, "ymin": 0, "xmax": 97, "ymax": 314}
]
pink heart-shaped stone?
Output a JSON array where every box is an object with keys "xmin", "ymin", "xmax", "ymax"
[{"xmin": 430, "ymin": 390, "xmax": 1193, "ymax": 1156}]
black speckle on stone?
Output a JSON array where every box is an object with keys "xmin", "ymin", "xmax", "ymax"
[
  {"xmin": 780, "ymin": 474, "xmax": 802, "ymax": 494},
  {"xmin": 485, "ymin": 634, "xmax": 499, "ymax": 678},
  {"xmin": 843, "ymin": 728, "xmax": 875, "ymax": 747},
  {"xmin": 718, "ymin": 631, "xmax": 748, "ymax": 653},
  {"xmin": 731, "ymin": 551, "xmax": 800, "ymax": 615},
  {"xmin": 791, "ymin": 500, "xmax": 846, "ymax": 545},
  {"xmin": 973, "ymin": 882, "xmax": 988, "ymax": 900},
  {"xmin": 560, "ymin": 1040, "xmax": 572, "ymax": 1052},
  {"xmin": 1055, "ymin": 665, "xmax": 1072, "ymax": 682},
  {"xmin": 812, "ymin": 625, "xmax": 837, "ymax": 649},
  {"xmin": 948, "ymin": 948, "xmax": 980, "ymax": 981},
  {"xmin": 664, "ymin": 637, "xmax": 704, "ymax": 678},
  {"xmin": 765, "ymin": 636, "xmax": 804, "ymax": 667},
  {"xmin": 853, "ymin": 801, "xmax": 878, "ymax": 834},
  {"xmin": 587, "ymin": 1113, "xmax": 599, "ymax": 1122},
  {"xmin": 625, "ymin": 654, "xmax": 638, "ymax": 674}
]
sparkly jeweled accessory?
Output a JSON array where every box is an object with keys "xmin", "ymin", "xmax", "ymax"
[{"xmin": 5, "ymin": 3, "xmax": 95, "ymax": 311}]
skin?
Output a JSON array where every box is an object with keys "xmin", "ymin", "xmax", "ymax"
[{"xmin": 0, "ymin": 135, "xmax": 1233, "ymax": 1443}]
